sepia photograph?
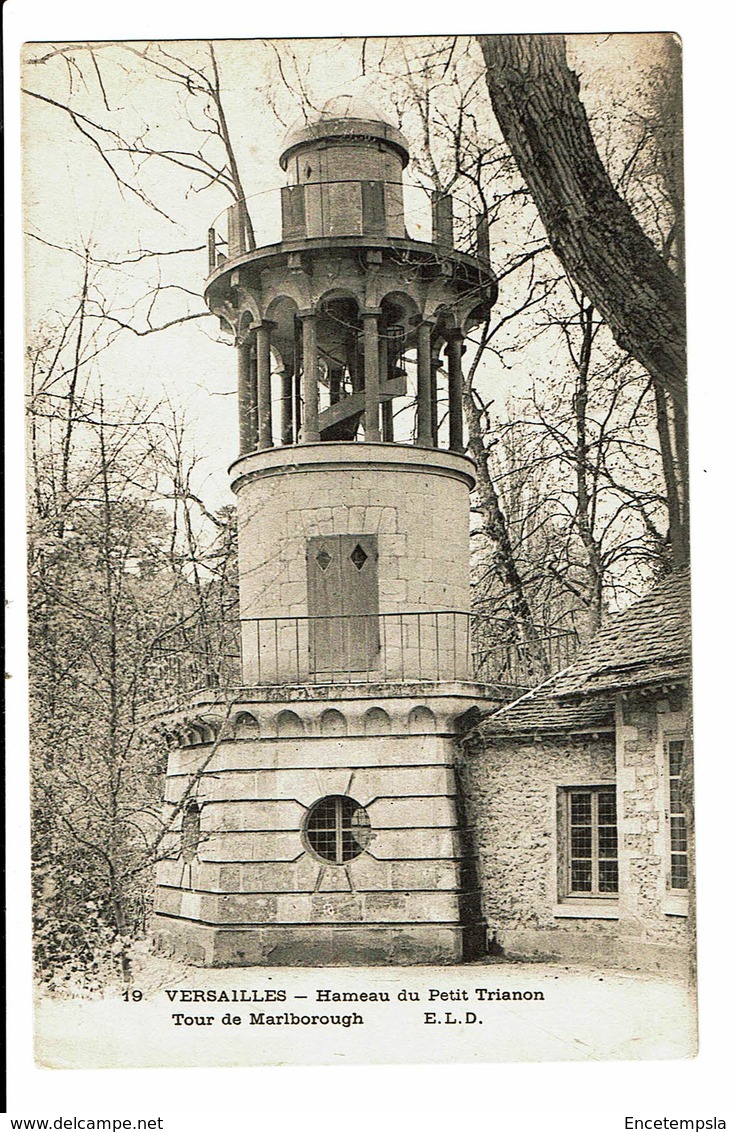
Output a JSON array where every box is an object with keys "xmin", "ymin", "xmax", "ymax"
[{"xmin": 17, "ymin": 29, "xmax": 699, "ymax": 1074}]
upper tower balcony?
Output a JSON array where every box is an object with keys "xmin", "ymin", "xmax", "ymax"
[
  {"xmin": 204, "ymin": 97, "xmax": 498, "ymax": 460},
  {"xmin": 206, "ymin": 94, "xmax": 494, "ymax": 280},
  {"xmin": 206, "ymin": 179, "xmax": 492, "ymax": 274}
]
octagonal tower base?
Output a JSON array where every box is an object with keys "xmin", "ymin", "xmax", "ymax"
[{"xmin": 151, "ymin": 682, "xmax": 501, "ymax": 966}]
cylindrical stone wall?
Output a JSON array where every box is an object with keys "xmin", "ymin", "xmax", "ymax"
[
  {"xmin": 282, "ymin": 140, "xmax": 406, "ymax": 242},
  {"xmin": 230, "ymin": 443, "xmax": 475, "ymax": 684}
]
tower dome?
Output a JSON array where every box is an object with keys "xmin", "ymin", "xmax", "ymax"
[{"xmin": 280, "ymin": 93, "xmax": 410, "ymax": 169}]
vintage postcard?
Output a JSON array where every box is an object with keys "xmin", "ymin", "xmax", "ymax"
[{"xmin": 18, "ymin": 31, "xmax": 699, "ymax": 1075}]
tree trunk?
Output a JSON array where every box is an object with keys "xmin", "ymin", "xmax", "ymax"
[
  {"xmin": 572, "ymin": 303, "xmax": 603, "ymax": 636},
  {"xmin": 477, "ymin": 35, "xmax": 689, "ymax": 561},
  {"xmin": 463, "ymin": 381, "xmax": 550, "ymax": 677},
  {"xmin": 652, "ymin": 381, "xmax": 688, "ymax": 567}
]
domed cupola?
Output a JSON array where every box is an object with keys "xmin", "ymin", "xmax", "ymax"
[{"xmin": 279, "ymin": 94, "xmax": 411, "ymax": 174}]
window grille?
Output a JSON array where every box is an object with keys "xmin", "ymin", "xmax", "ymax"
[
  {"xmin": 361, "ymin": 180, "xmax": 386, "ymax": 234},
  {"xmin": 281, "ymin": 184, "xmax": 306, "ymax": 238},
  {"xmin": 385, "ymin": 324, "xmax": 406, "ymax": 375},
  {"xmin": 304, "ymin": 795, "xmax": 371, "ymax": 864},
  {"xmin": 350, "ymin": 543, "xmax": 368, "ymax": 570},
  {"xmin": 564, "ymin": 787, "xmax": 618, "ymax": 896}
]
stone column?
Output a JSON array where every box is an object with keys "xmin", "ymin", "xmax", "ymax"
[
  {"xmin": 236, "ymin": 337, "xmax": 255, "ymax": 454},
  {"xmin": 280, "ymin": 364, "xmax": 294, "ymax": 446},
  {"xmin": 446, "ymin": 330, "xmax": 464, "ymax": 454},
  {"xmin": 300, "ymin": 310, "xmax": 319, "ymax": 443},
  {"xmin": 379, "ymin": 333, "xmax": 393, "ymax": 442},
  {"xmin": 294, "ymin": 367, "xmax": 302, "ymax": 440},
  {"xmin": 430, "ymin": 342, "xmax": 442, "ymax": 448},
  {"xmin": 416, "ymin": 321, "xmax": 433, "ymax": 447},
  {"xmin": 255, "ymin": 323, "xmax": 273, "ymax": 450},
  {"xmin": 250, "ymin": 340, "xmax": 259, "ymax": 443},
  {"xmin": 362, "ymin": 309, "xmax": 381, "ymax": 442}
]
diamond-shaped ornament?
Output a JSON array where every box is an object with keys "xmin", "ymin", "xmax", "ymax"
[
  {"xmin": 316, "ymin": 549, "xmax": 332, "ymax": 571},
  {"xmin": 350, "ymin": 544, "xmax": 368, "ymax": 570}
]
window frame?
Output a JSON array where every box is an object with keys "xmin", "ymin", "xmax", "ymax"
[
  {"xmin": 665, "ymin": 734, "xmax": 689, "ymax": 893},
  {"xmin": 303, "ymin": 794, "xmax": 371, "ymax": 866},
  {"xmin": 559, "ymin": 785, "xmax": 619, "ymax": 900},
  {"xmin": 360, "ymin": 179, "xmax": 386, "ymax": 235},
  {"xmin": 181, "ymin": 801, "xmax": 201, "ymax": 864}
]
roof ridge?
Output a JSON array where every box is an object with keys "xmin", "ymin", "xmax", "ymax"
[{"xmin": 486, "ymin": 666, "xmax": 573, "ymax": 721}]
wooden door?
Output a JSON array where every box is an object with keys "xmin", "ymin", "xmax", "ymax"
[{"xmin": 306, "ymin": 534, "xmax": 379, "ymax": 677}]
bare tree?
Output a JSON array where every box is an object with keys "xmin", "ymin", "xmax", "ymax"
[
  {"xmin": 27, "ymin": 299, "xmax": 239, "ymax": 986},
  {"xmin": 363, "ymin": 40, "xmax": 555, "ymax": 659},
  {"xmin": 477, "ymin": 34, "xmax": 688, "ymax": 563},
  {"xmin": 23, "ymin": 41, "xmax": 264, "ymax": 351},
  {"xmin": 25, "ymin": 43, "xmax": 253, "ymax": 230},
  {"xmin": 526, "ymin": 294, "xmax": 667, "ymax": 630}
]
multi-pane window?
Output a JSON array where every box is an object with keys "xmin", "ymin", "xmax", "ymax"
[
  {"xmin": 565, "ymin": 787, "xmax": 618, "ymax": 896},
  {"xmin": 668, "ymin": 739, "xmax": 688, "ymax": 889},
  {"xmin": 305, "ymin": 795, "xmax": 371, "ymax": 864}
]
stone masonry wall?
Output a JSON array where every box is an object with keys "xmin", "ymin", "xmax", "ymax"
[
  {"xmin": 152, "ymin": 707, "xmax": 482, "ymax": 965},
  {"xmin": 458, "ymin": 734, "xmax": 620, "ymax": 963},
  {"xmin": 616, "ymin": 693, "xmax": 691, "ymax": 961},
  {"xmin": 458, "ymin": 714, "xmax": 692, "ymax": 975},
  {"xmin": 236, "ymin": 461, "xmax": 470, "ymax": 620}
]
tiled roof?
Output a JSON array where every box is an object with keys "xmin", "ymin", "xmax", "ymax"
[
  {"xmin": 468, "ymin": 673, "xmax": 614, "ymax": 739},
  {"xmin": 462, "ymin": 569, "xmax": 690, "ymax": 742},
  {"xmin": 552, "ymin": 568, "xmax": 691, "ymax": 701}
]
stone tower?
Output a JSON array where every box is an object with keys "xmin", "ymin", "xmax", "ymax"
[{"xmin": 152, "ymin": 95, "xmax": 503, "ymax": 965}]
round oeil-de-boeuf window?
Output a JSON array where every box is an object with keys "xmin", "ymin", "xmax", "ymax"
[{"xmin": 304, "ymin": 795, "xmax": 371, "ymax": 864}]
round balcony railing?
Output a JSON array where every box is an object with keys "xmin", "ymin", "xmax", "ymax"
[
  {"xmin": 143, "ymin": 610, "xmax": 580, "ymax": 702},
  {"xmin": 206, "ymin": 180, "xmax": 491, "ymax": 274}
]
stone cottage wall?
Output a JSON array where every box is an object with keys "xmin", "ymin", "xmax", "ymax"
[
  {"xmin": 615, "ymin": 692, "xmax": 692, "ymax": 970},
  {"xmin": 458, "ymin": 706, "xmax": 693, "ymax": 976},
  {"xmin": 458, "ymin": 733, "xmax": 622, "ymax": 965}
]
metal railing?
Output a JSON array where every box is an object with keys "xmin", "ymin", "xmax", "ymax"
[
  {"xmin": 144, "ymin": 611, "xmax": 579, "ymax": 701},
  {"xmin": 207, "ymin": 181, "xmax": 491, "ymax": 272},
  {"xmin": 240, "ymin": 609, "xmax": 471, "ymax": 685},
  {"xmin": 145, "ymin": 649, "xmax": 242, "ymax": 699},
  {"xmin": 471, "ymin": 616, "xmax": 580, "ymax": 686},
  {"xmin": 239, "ymin": 610, "xmax": 578, "ymax": 688},
  {"xmin": 142, "ymin": 614, "xmax": 241, "ymax": 703}
]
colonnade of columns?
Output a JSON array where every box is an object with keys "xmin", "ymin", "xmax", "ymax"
[{"xmin": 236, "ymin": 310, "xmax": 465, "ymax": 456}]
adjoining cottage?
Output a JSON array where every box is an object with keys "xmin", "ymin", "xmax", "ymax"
[{"xmin": 458, "ymin": 568, "xmax": 693, "ymax": 977}]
